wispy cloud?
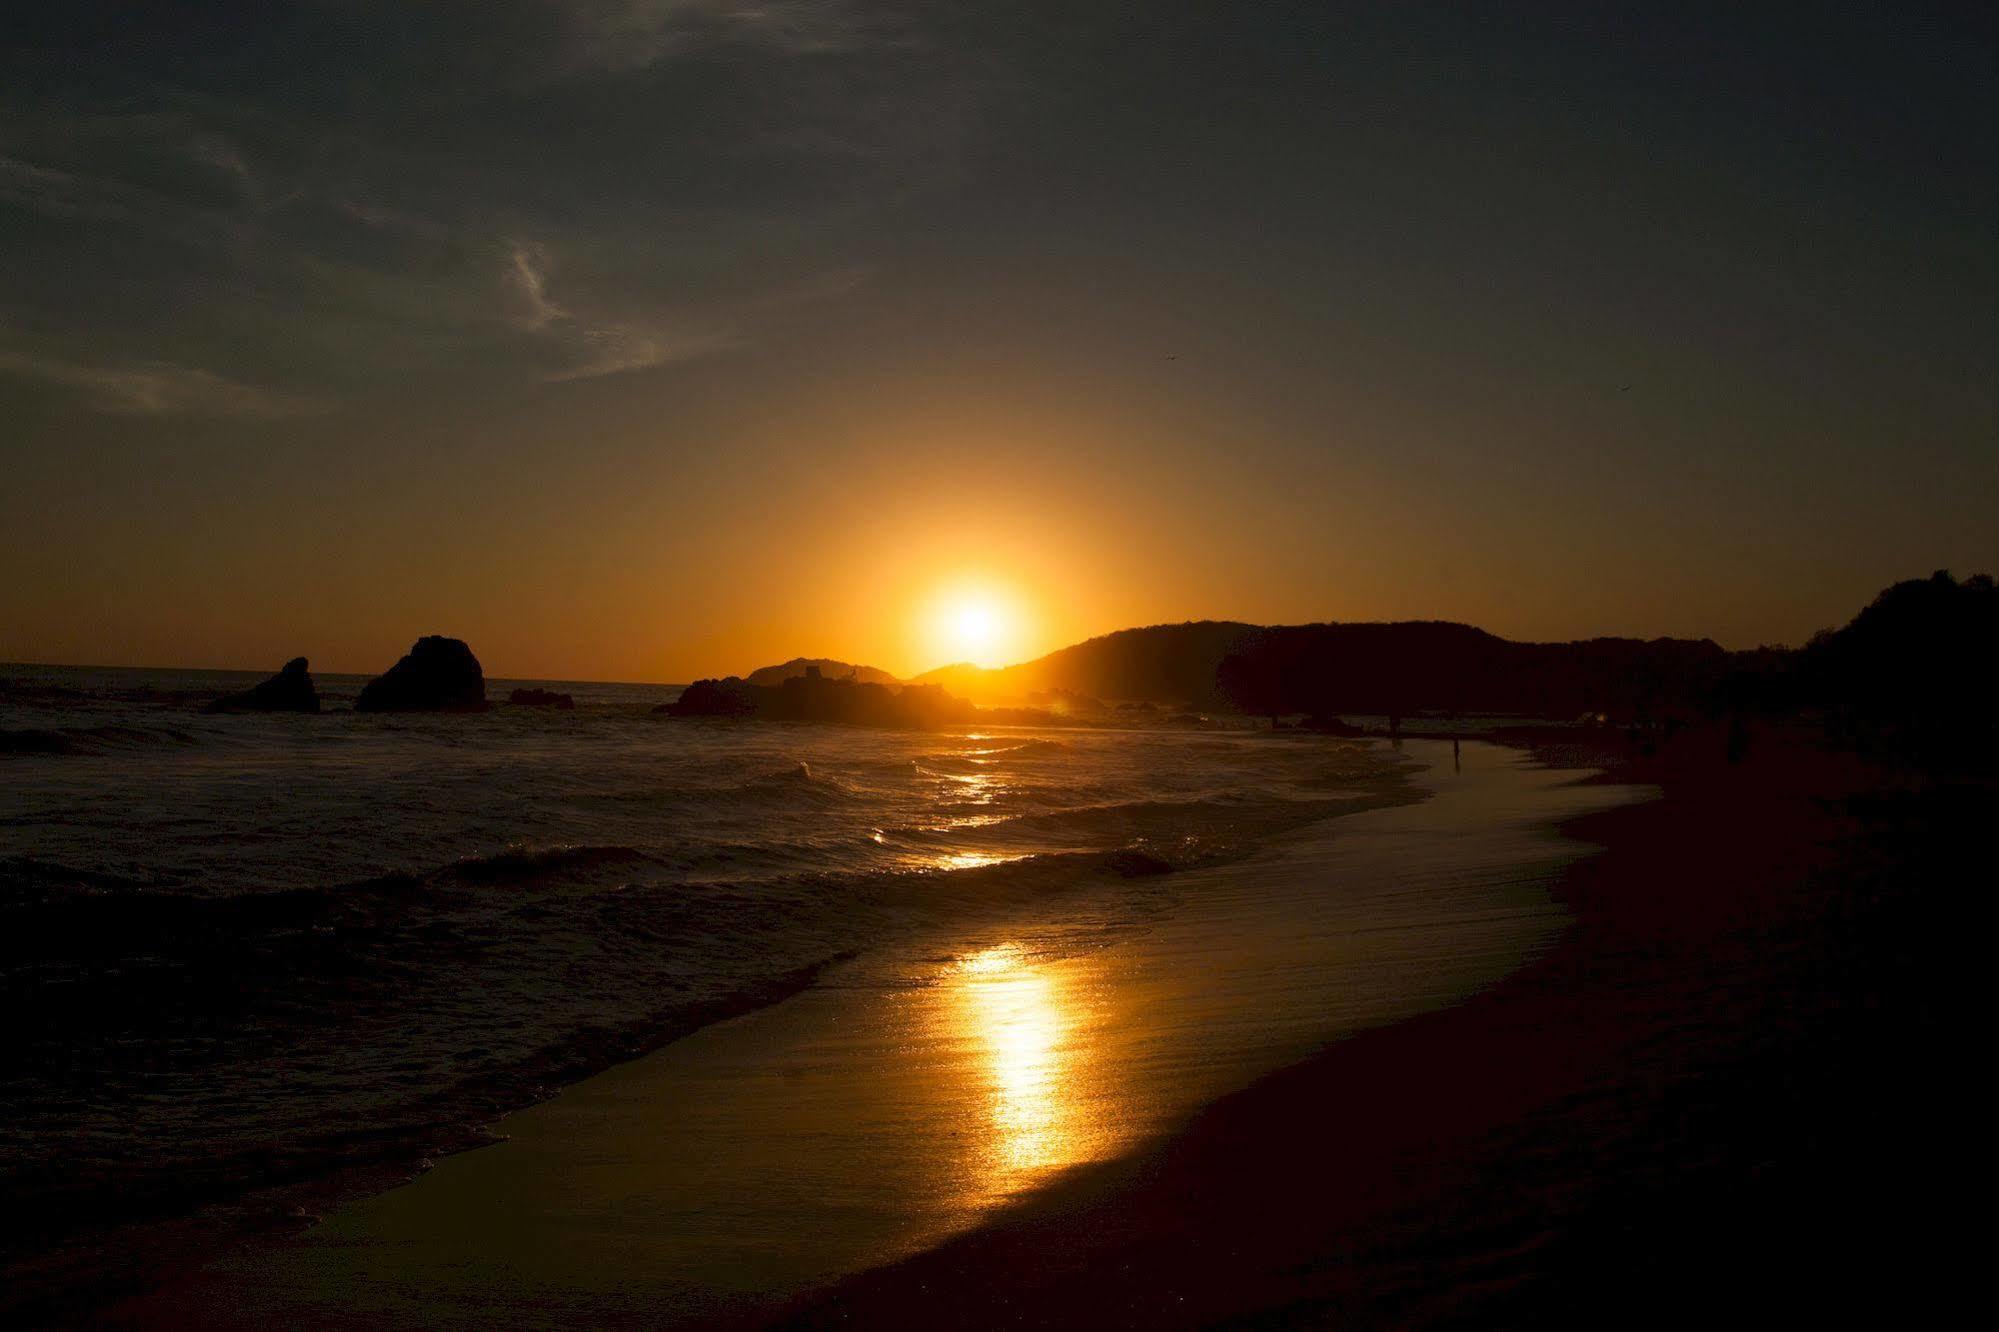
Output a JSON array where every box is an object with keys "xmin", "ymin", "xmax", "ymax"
[
  {"xmin": 2, "ymin": 5, "xmax": 955, "ymax": 406},
  {"xmin": 549, "ymin": 324, "xmax": 738, "ymax": 380},
  {"xmin": 505, "ymin": 240, "xmax": 733, "ymax": 379},
  {"xmin": 507, "ymin": 242, "xmax": 571, "ymax": 330},
  {"xmin": 0, "ymin": 350, "xmax": 317, "ymax": 418},
  {"xmin": 747, "ymin": 265, "xmax": 873, "ymax": 309},
  {"xmin": 0, "ymin": 155, "xmax": 147, "ymax": 221},
  {"xmin": 555, "ymin": 0, "xmax": 892, "ymax": 73},
  {"xmin": 179, "ymin": 133, "xmax": 272, "ymax": 206}
]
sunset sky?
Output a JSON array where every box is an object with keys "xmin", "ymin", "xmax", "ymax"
[{"xmin": 3, "ymin": 3, "xmax": 1993, "ymax": 681}]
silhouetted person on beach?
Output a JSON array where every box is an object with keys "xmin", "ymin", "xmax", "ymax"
[{"xmin": 1453, "ymin": 737, "xmax": 1461, "ymax": 772}]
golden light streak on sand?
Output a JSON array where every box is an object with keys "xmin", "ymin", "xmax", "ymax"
[{"xmin": 950, "ymin": 944, "xmax": 1080, "ymax": 1180}]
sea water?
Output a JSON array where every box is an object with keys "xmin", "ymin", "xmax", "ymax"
[{"xmin": 1, "ymin": 663, "xmax": 1408, "ymax": 1260}]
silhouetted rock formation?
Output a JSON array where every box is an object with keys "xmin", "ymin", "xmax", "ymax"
[
  {"xmin": 743, "ymin": 658, "xmax": 899, "ymax": 689},
  {"xmin": 659, "ymin": 664, "xmax": 975, "ymax": 728},
  {"xmin": 657, "ymin": 678, "xmax": 759, "ymax": 717},
  {"xmin": 355, "ymin": 637, "xmax": 488, "ymax": 712},
  {"xmin": 507, "ymin": 688, "xmax": 575, "ymax": 709},
  {"xmin": 204, "ymin": 658, "xmax": 320, "ymax": 713}
]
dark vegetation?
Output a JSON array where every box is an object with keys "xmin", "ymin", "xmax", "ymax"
[{"xmin": 1718, "ymin": 570, "xmax": 1997, "ymax": 768}]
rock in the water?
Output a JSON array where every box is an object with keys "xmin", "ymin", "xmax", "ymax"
[
  {"xmin": 205, "ymin": 657, "xmax": 320, "ymax": 713},
  {"xmin": 742, "ymin": 658, "xmax": 899, "ymax": 689},
  {"xmin": 657, "ymin": 671, "xmax": 977, "ymax": 728},
  {"xmin": 508, "ymin": 688, "xmax": 575, "ymax": 709},
  {"xmin": 656, "ymin": 678, "xmax": 758, "ymax": 717},
  {"xmin": 355, "ymin": 637, "xmax": 488, "ymax": 712}
]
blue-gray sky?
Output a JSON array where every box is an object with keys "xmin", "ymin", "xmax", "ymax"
[{"xmin": 3, "ymin": 2, "xmax": 1994, "ymax": 679}]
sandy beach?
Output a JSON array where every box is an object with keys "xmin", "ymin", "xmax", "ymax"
[
  {"xmin": 131, "ymin": 741, "xmax": 1644, "ymax": 1327},
  {"xmin": 787, "ymin": 726, "xmax": 1973, "ymax": 1326}
]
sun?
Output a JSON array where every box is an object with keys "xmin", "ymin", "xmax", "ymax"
[
  {"xmin": 922, "ymin": 580, "xmax": 1027, "ymax": 670},
  {"xmin": 951, "ymin": 601, "xmax": 1001, "ymax": 658}
]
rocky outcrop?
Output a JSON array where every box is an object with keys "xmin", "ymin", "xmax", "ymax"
[
  {"xmin": 205, "ymin": 658, "xmax": 320, "ymax": 713},
  {"xmin": 507, "ymin": 688, "xmax": 575, "ymax": 709},
  {"xmin": 658, "ymin": 667, "xmax": 976, "ymax": 728},
  {"xmin": 743, "ymin": 658, "xmax": 899, "ymax": 689},
  {"xmin": 355, "ymin": 637, "xmax": 488, "ymax": 712},
  {"xmin": 655, "ymin": 678, "xmax": 758, "ymax": 717}
]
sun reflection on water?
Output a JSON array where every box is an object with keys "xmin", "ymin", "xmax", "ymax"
[
  {"xmin": 949, "ymin": 943, "xmax": 1093, "ymax": 1187},
  {"xmin": 936, "ymin": 850, "xmax": 1015, "ymax": 870}
]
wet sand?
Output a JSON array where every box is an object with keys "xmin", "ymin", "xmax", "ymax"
[
  {"xmin": 788, "ymin": 727, "xmax": 1972, "ymax": 1326},
  {"xmin": 144, "ymin": 741, "xmax": 1641, "ymax": 1327}
]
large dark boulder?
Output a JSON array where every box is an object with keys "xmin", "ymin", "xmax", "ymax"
[
  {"xmin": 205, "ymin": 658, "xmax": 320, "ymax": 713},
  {"xmin": 355, "ymin": 637, "xmax": 488, "ymax": 712}
]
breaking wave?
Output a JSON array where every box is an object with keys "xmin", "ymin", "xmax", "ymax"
[{"xmin": 1, "ymin": 724, "xmax": 202, "ymax": 756}]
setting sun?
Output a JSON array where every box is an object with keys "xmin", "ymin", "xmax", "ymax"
[
  {"xmin": 951, "ymin": 601, "xmax": 1000, "ymax": 657},
  {"xmin": 923, "ymin": 580, "xmax": 1030, "ymax": 670}
]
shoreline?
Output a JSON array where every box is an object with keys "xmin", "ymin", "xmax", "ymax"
[
  {"xmin": 781, "ymin": 723, "xmax": 1968, "ymax": 1326},
  {"xmin": 6, "ymin": 724, "xmax": 1412, "ymax": 1325},
  {"xmin": 1, "ymin": 953, "xmax": 855, "ymax": 1328},
  {"xmin": 132, "ymin": 740, "xmax": 1622, "ymax": 1326}
]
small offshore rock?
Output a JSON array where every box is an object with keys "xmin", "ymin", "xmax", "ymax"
[{"xmin": 205, "ymin": 657, "xmax": 320, "ymax": 714}]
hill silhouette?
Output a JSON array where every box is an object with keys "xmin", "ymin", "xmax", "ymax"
[
  {"xmin": 677, "ymin": 572, "xmax": 1995, "ymax": 746},
  {"xmin": 915, "ymin": 622, "xmax": 1258, "ymax": 704},
  {"xmin": 1723, "ymin": 569, "xmax": 1997, "ymax": 766},
  {"xmin": 913, "ymin": 618, "xmax": 1725, "ymax": 719},
  {"xmin": 743, "ymin": 658, "xmax": 899, "ymax": 689},
  {"xmin": 1216, "ymin": 623, "xmax": 1728, "ymax": 724}
]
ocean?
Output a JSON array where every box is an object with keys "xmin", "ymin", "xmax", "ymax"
[{"xmin": 0, "ymin": 663, "xmax": 1414, "ymax": 1281}]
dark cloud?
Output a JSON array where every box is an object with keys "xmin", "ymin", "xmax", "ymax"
[
  {"xmin": 0, "ymin": 4, "xmax": 1991, "ymax": 620},
  {"xmin": 0, "ymin": 1, "xmax": 975, "ymax": 401}
]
